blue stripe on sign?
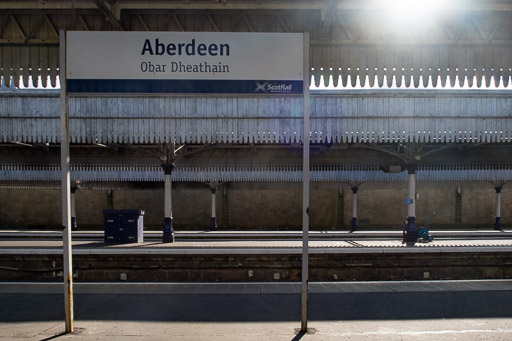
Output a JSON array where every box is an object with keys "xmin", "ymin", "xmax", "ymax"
[{"xmin": 67, "ymin": 79, "xmax": 304, "ymax": 94}]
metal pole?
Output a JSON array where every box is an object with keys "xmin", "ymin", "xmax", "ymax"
[
  {"xmin": 301, "ymin": 32, "xmax": 310, "ymax": 333},
  {"xmin": 59, "ymin": 29, "xmax": 74, "ymax": 333},
  {"xmin": 211, "ymin": 188, "xmax": 217, "ymax": 231},
  {"xmin": 404, "ymin": 165, "xmax": 418, "ymax": 246},
  {"xmin": 495, "ymin": 189, "xmax": 501, "ymax": 218},
  {"xmin": 495, "ymin": 187, "xmax": 502, "ymax": 230},
  {"xmin": 351, "ymin": 187, "xmax": 358, "ymax": 232},
  {"xmin": 162, "ymin": 166, "xmax": 175, "ymax": 243},
  {"xmin": 408, "ymin": 172, "xmax": 416, "ymax": 218},
  {"xmin": 70, "ymin": 186, "xmax": 77, "ymax": 231}
]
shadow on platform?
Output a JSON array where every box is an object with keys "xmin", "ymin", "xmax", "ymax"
[{"xmin": 2, "ymin": 291, "xmax": 512, "ymax": 323}]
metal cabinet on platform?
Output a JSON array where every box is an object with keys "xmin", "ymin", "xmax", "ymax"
[{"xmin": 103, "ymin": 210, "xmax": 144, "ymax": 243}]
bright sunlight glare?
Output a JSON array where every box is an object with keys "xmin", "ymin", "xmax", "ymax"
[{"xmin": 376, "ymin": 0, "xmax": 450, "ymax": 36}]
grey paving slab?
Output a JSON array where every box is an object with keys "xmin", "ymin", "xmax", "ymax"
[
  {"xmin": 2, "ymin": 319, "xmax": 511, "ymax": 341},
  {"xmin": 1, "ymin": 281, "xmax": 512, "ymax": 340}
]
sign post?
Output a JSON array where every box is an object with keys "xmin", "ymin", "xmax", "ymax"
[
  {"xmin": 64, "ymin": 30, "xmax": 305, "ymax": 332},
  {"xmin": 301, "ymin": 32, "xmax": 310, "ymax": 333},
  {"xmin": 60, "ymin": 29, "xmax": 74, "ymax": 333}
]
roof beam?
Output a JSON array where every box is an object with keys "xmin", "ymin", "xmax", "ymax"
[
  {"xmin": 488, "ymin": 12, "xmax": 507, "ymax": 43},
  {"xmin": 8, "ymin": 14, "xmax": 26, "ymax": 40},
  {"xmin": 0, "ymin": 1, "xmax": 97, "ymax": 11},
  {"xmin": 44, "ymin": 14, "xmax": 59, "ymax": 40},
  {"xmin": 23, "ymin": 13, "xmax": 44, "ymax": 43},
  {"xmin": 321, "ymin": 0, "xmax": 339, "ymax": 36},
  {"xmin": 3, "ymin": 1, "xmax": 512, "ymax": 17},
  {"xmin": 93, "ymin": 0, "xmax": 123, "ymax": 30}
]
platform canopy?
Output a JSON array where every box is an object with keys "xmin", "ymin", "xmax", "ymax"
[
  {"xmin": 0, "ymin": 0, "xmax": 511, "ymax": 89},
  {"xmin": 2, "ymin": 164, "xmax": 512, "ymax": 184},
  {"xmin": 1, "ymin": 90, "xmax": 511, "ymax": 144}
]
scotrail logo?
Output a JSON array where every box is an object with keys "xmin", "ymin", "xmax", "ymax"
[{"xmin": 254, "ymin": 81, "xmax": 293, "ymax": 93}]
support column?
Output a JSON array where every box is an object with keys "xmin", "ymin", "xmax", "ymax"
[
  {"xmin": 455, "ymin": 187, "xmax": 462, "ymax": 225},
  {"xmin": 351, "ymin": 187, "xmax": 358, "ymax": 232},
  {"xmin": 210, "ymin": 187, "xmax": 217, "ymax": 231},
  {"xmin": 162, "ymin": 164, "xmax": 174, "ymax": 243},
  {"xmin": 70, "ymin": 185, "xmax": 77, "ymax": 231},
  {"xmin": 59, "ymin": 30, "xmax": 73, "ymax": 333},
  {"xmin": 495, "ymin": 186, "xmax": 502, "ymax": 230},
  {"xmin": 404, "ymin": 164, "xmax": 418, "ymax": 245},
  {"xmin": 107, "ymin": 189, "xmax": 114, "ymax": 210},
  {"xmin": 337, "ymin": 188, "xmax": 344, "ymax": 229},
  {"xmin": 300, "ymin": 32, "xmax": 310, "ymax": 333},
  {"xmin": 221, "ymin": 186, "xmax": 229, "ymax": 228}
]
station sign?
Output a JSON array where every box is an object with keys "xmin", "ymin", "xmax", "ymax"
[{"xmin": 66, "ymin": 31, "xmax": 304, "ymax": 94}]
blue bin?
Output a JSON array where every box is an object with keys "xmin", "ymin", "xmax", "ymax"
[{"xmin": 103, "ymin": 209, "xmax": 144, "ymax": 243}]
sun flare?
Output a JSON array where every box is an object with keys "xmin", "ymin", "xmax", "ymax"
[{"xmin": 376, "ymin": 0, "xmax": 450, "ymax": 36}]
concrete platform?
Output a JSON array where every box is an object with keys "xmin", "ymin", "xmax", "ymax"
[
  {"xmin": 1, "ymin": 231, "xmax": 511, "ymax": 282},
  {"xmin": 1, "ymin": 237, "xmax": 512, "ymax": 255},
  {"xmin": 1, "ymin": 281, "xmax": 512, "ymax": 340}
]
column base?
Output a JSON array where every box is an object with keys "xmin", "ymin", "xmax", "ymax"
[
  {"xmin": 494, "ymin": 217, "xmax": 502, "ymax": 230},
  {"xmin": 350, "ymin": 217, "xmax": 358, "ymax": 232},
  {"xmin": 211, "ymin": 217, "xmax": 218, "ymax": 231},
  {"xmin": 403, "ymin": 216, "xmax": 418, "ymax": 246},
  {"xmin": 163, "ymin": 217, "xmax": 175, "ymax": 243},
  {"xmin": 163, "ymin": 234, "xmax": 175, "ymax": 243},
  {"xmin": 71, "ymin": 217, "xmax": 78, "ymax": 231}
]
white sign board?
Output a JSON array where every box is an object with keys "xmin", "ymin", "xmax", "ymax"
[{"xmin": 66, "ymin": 31, "xmax": 304, "ymax": 94}]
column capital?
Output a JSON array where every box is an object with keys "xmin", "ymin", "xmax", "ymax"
[
  {"xmin": 406, "ymin": 163, "xmax": 416, "ymax": 174},
  {"xmin": 161, "ymin": 164, "xmax": 174, "ymax": 175}
]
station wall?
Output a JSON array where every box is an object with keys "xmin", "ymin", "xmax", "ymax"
[{"xmin": 0, "ymin": 184, "xmax": 509, "ymax": 230}]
